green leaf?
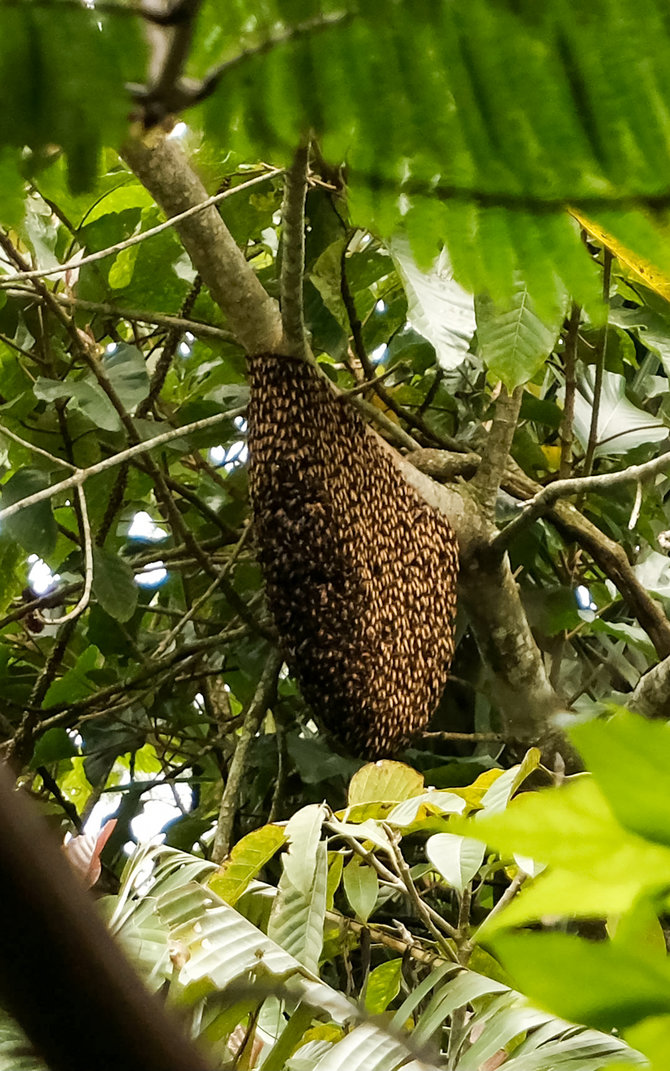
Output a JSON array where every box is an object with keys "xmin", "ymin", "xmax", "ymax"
[
  {"xmin": 309, "ymin": 237, "xmax": 348, "ymax": 328},
  {"xmin": 347, "ymin": 761, "xmax": 424, "ymax": 806},
  {"xmin": 478, "ymin": 866, "xmax": 637, "ymax": 934},
  {"xmin": 463, "ymin": 777, "xmax": 670, "ymax": 908},
  {"xmin": 571, "ymin": 369, "xmax": 667, "ymax": 456},
  {"xmin": 30, "ymin": 727, "xmax": 77, "ymax": 768},
  {"xmin": 108, "ymin": 245, "xmax": 140, "ymax": 289},
  {"xmin": 426, "ymin": 833, "xmax": 485, "ymax": 893},
  {"xmin": 342, "ymin": 856, "xmax": 379, "ymax": 922},
  {"xmin": 209, "ymin": 824, "xmax": 286, "ymax": 905},
  {"xmin": 268, "ymin": 804, "xmax": 328, "ymax": 973},
  {"xmin": 386, "ymin": 789, "xmax": 465, "ymax": 827},
  {"xmin": 326, "ymin": 851, "xmax": 344, "ymax": 911},
  {"xmin": 571, "ymin": 713, "xmax": 670, "ymax": 848},
  {"xmin": 365, "ymin": 959, "xmax": 403, "ymax": 1014},
  {"xmin": 34, "ymin": 378, "xmax": 121, "ymax": 432},
  {"xmin": 268, "ymin": 839, "xmax": 328, "ymax": 974},
  {"xmin": 92, "ymin": 548, "xmax": 138, "ymax": 623},
  {"xmin": 389, "ymin": 236, "xmax": 475, "ymax": 370},
  {"xmin": 478, "ymin": 749, "xmax": 541, "ymax": 814},
  {"xmin": 493, "ymin": 931, "xmax": 670, "ymax": 1032},
  {"xmin": 0, "ymin": 533, "xmax": 24, "ymax": 612},
  {"xmin": 476, "ymin": 279, "xmax": 566, "ymax": 389},
  {"xmin": 104, "ymin": 345, "xmax": 150, "ymax": 411},
  {"xmin": 1, "ymin": 468, "xmax": 57, "ymax": 559},
  {"xmin": 43, "ymin": 645, "xmax": 102, "ymax": 707}
]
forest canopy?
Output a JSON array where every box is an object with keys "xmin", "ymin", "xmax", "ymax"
[{"xmin": 2, "ymin": 3, "xmax": 670, "ymax": 1071}]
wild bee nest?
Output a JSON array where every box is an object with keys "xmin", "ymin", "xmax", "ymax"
[{"xmin": 247, "ymin": 354, "xmax": 458, "ymax": 757}]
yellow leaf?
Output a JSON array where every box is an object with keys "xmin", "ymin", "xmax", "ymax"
[{"xmin": 572, "ymin": 210, "xmax": 670, "ymax": 302}]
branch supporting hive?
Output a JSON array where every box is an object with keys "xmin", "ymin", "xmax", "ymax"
[{"xmin": 248, "ymin": 354, "xmax": 458, "ymax": 757}]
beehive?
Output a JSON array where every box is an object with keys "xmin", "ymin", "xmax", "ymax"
[{"xmin": 247, "ymin": 354, "xmax": 458, "ymax": 757}]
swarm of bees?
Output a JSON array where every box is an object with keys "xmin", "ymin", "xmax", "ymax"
[{"xmin": 248, "ymin": 354, "xmax": 458, "ymax": 757}]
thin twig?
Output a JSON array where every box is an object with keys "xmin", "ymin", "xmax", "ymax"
[
  {"xmin": 340, "ymin": 235, "xmax": 458, "ymax": 449},
  {"xmin": 45, "ymin": 485, "xmax": 93, "ymax": 625},
  {"xmin": 0, "ymin": 424, "xmax": 77, "ymax": 470},
  {"xmin": 7, "ymin": 290, "xmax": 235, "ymax": 343},
  {"xmin": 472, "ymin": 872, "xmax": 526, "ymax": 942},
  {"xmin": 154, "ymin": 522, "xmax": 251, "ymax": 656},
  {"xmin": 421, "ymin": 731, "xmax": 503, "ymax": 743},
  {"xmin": 490, "ymin": 445, "xmax": 670, "ymax": 554},
  {"xmin": 211, "ymin": 652, "xmax": 282, "ymax": 862},
  {"xmin": 0, "ymin": 170, "xmax": 282, "ymax": 286},
  {"xmin": 381, "ymin": 823, "xmax": 459, "ymax": 946},
  {"xmin": 559, "ymin": 303, "xmax": 581, "ymax": 479},
  {"xmin": 582, "ymin": 251, "xmax": 613, "ymax": 478},
  {"xmin": 0, "ymin": 409, "xmax": 245, "ymax": 524},
  {"xmin": 178, "ymin": 11, "xmax": 354, "ymax": 111}
]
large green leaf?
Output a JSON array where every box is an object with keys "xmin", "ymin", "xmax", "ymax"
[
  {"xmin": 34, "ymin": 378, "xmax": 121, "ymax": 433},
  {"xmin": 476, "ymin": 280, "xmax": 567, "ymax": 388},
  {"xmin": 92, "ymin": 548, "xmax": 138, "ymax": 623},
  {"xmin": 268, "ymin": 805, "xmax": 328, "ymax": 973},
  {"xmin": 493, "ymin": 931, "xmax": 670, "ymax": 1033},
  {"xmin": 347, "ymin": 762, "xmax": 424, "ymax": 806},
  {"xmin": 209, "ymin": 824, "xmax": 287, "ymax": 905},
  {"xmin": 1, "ymin": 468, "xmax": 57, "ymax": 559},
  {"xmin": 0, "ymin": 7, "xmax": 143, "ymax": 190},
  {"xmin": 389, "ymin": 236, "xmax": 476, "ymax": 370},
  {"xmin": 571, "ymin": 367, "xmax": 668, "ymax": 455},
  {"xmin": 426, "ymin": 833, "xmax": 486, "ymax": 893},
  {"xmin": 342, "ymin": 856, "xmax": 378, "ymax": 922},
  {"xmin": 571, "ymin": 712, "xmax": 670, "ymax": 848},
  {"xmin": 103, "ymin": 345, "xmax": 150, "ymax": 411}
]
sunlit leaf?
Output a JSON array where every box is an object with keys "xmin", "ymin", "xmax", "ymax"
[
  {"xmin": 426, "ymin": 832, "xmax": 486, "ymax": 893},
  {"xmin": 347, "ymin": 762, "xmax": 424, "ymax": 807},
  {"xmin": 209, "ymin": 824, "xmax": 287, "ymax": 906},
  {"xmin": 342, "ymin": 856, "xmax": 378, "ymax": 922}
]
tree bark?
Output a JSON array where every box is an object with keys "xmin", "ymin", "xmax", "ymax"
[{"xmin": 121, "ymin": 134, "xmax": 283, "ymax": 354}]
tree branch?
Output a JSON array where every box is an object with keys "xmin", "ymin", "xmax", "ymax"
[
  {"xmin": 490, "ymin": 447, "xmax": 670, "ymax": 557},
  {"xmin": 583, "ymin": 250, "xmax": 613, "ymax": 477},
  {"xmin": 280, "ymin": 142, "xmax": 310, "ymax": 360},
  {"xmin": 0, "ymin": 168, "xmax": 281, "ymax": 289},
  {"xmin": 559, "ymin": 303, "xmax": 581, "ymax": 479},
  {"xmin": 46, "ymin": 484, "xmax": 93, "ymax": 625},
  {"xmin": 120, "ymin": 135, "xmax": 283, "ymax": 354},
  {"xmin": 408, "ymin": 447, "xmax": 670, "ymax": 659},
  {"xmin": 212, "ymin": 651, "xmax": 282, "ymax": 862},
  {"xmin": 0, "ymin": 409, "xmax": 245, "ymax": 524},
  {"xmin": 7, "ymin": 289, "xmax": 236, "ymax": 343},
  {"xmin": 630, "ymin": 656, "xmax": 670, "ymax": 719},
  {"xmin": 471, "ymin": 384, "xmax": 523, "ymax": 521}
]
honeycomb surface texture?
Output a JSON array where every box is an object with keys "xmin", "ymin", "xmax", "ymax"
[{"xmin": 247, "ymin": 354, "xmax": 459, "ymax": 757}]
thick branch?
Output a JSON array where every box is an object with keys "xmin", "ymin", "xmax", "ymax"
[
  {"xmin": 0, "ymin": 762, "xmax": 210, "ymax": 1071},
  {"xmin": 280, "ymin": 142, "xmax": 310, "ymax": 360},
  {"xmin": 491, "ymin": 447, "xmax": 670, "ymax": 557},
  {"xmin": 423, "ymin": 480, "xmax": 571, "ymax": 759},
  {"xmin": 409, "ymin": 447, "xmax": 670, "ymax": 659},
  {"xmin": 458, "ymin": 519, "xmax": 569, "ymax": 756},
  {"xmin": 120, "ymin": 135, "xmax": 283, "ymax": 354},
  {"xmin": 471, "ymin": 384, "xmax": 523, "ymax": 520},
  {"xmin": 630, "ymin": 657, "xmax": 670, "ymax": 719}
]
